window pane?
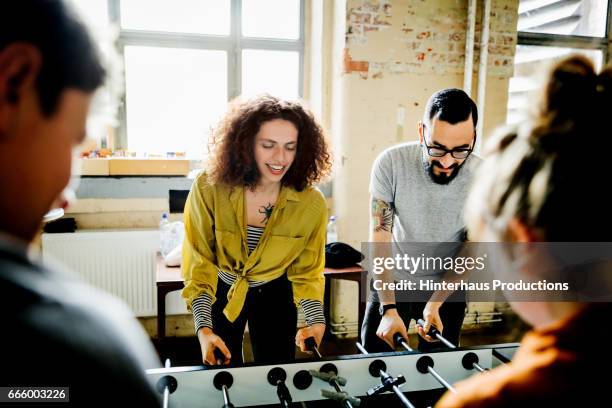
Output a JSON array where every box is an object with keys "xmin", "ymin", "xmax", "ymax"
[
  {"xmin": 242, "ymin": 0, "xmax": 300, "ymax": 39},
  {"xmin": 506, "ymin": 45, "xmax": 603, "ymax": 125},
  {"xmin": 124, "ymin": 46, "xmax": 227, "ymax": 157},
  {"xmin": 242, "ymin": 50, "xmax": 300, "ymax": 100},
  {"xmin": 518, "ymin": 0, "xmax": 608, "ymax": 37},
  {"xmin": 120, "ymin": 0, "xmax": 230, "ymax": 35},
  {"xmin": 70, "ymin": 0, "xmax": 108, "ymax": 30}
]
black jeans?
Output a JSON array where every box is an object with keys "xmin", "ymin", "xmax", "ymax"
[
  {"xmin": 212, "ymin": 274, "xmax": 297, "ymax": 365},
  {"xmin": 361, "ymin": 289, "xmax": 466, "ymax": 352}
]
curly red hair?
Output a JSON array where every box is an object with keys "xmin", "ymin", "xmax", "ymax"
[{"xmin": 207, "ymin": 95, "xmax": 332, "ymax": 191}]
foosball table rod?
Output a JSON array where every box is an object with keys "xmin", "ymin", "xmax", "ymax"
[
  {"xmin": 356, "ymin": 342, "xmax": 416, "ymax": 408},
  {"xmin": 416, "ymin": 319, "xmax": 487, "ymax": 372}
]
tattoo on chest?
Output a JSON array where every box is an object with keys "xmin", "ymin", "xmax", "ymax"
[{"xmin": 259, "ymin": 203, "xmax": 274, "ymax": 224}]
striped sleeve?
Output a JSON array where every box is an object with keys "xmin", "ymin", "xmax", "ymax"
[
  {"xmin": 300, "ymin": 299, "xmax": 326, "ymax": 326},
  {"xmin": 192, "ymin": 292, "xmax": 213, "ymax": 333}
]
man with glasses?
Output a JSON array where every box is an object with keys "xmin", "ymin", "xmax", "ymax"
[{"xmin": 362, "ymin": 88, "xmax": 481, "ymax": 352}]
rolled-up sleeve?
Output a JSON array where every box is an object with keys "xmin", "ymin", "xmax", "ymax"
[
  {"xmin": 287, "ymin": 192, "xmax": 327, "ymax": 307},
  {"xmin": 181, "ymin": 174, "xmax": 219, "ymax": 310},
  {"xmin": 370, "ymin": 150, "xmax": 394, "ymax": 203}
]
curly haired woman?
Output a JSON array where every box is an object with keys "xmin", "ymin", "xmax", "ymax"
[{"xmin": 181, "ymin": 95, "xmax": 332, "ymax": 366}]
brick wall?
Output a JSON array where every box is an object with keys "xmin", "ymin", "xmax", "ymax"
[{"xmin": 344, "ymin": 0, "xmax": 519, "ymax": 79}]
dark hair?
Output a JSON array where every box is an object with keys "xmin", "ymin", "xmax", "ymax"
[
  {"xmin": 0, "ymin": 0, "xmax": 105, "ymax": 116},
  {"xmin": 466, "ymin": 55, "xmax": 612, "ymax": 241},
  {"xmin": 208, "ymin": 95, "xmax": 332, "ymax": 191},
  {"xmin": 450, "ymin": 227, "xmax": 468, "ymax": 243},
  {"xmin": 424, "ymin": 88, "xmax": 478, "ymax": 128}
]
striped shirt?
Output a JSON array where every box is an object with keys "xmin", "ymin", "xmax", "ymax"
[
  {"xmin": 193, "ymin": 226, "xmax": 325, "ymax": 333},
  {"xmin": 246, "ymin": 225, "xmax": 264, "ymax": 253}
]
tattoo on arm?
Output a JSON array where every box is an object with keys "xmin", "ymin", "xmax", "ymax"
[
  {"xmin": 372, "ymin": 198, "xmax": 395, "ymax": 233},
  {"xmin": 258, "ymin": 203, "xmax": 274, "ymax": 224}
]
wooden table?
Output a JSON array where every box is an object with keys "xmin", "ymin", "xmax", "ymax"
[
  {"xmin": 156, "ymin": 257, "xmax": 365, "ymax": 341},
  {"xmin": 156, "ymin": 256, "xmax": 184, "ymax": 342},
  {"xmin": 322, "ymin": 265, "xmax": 365, "ymax": 339}
]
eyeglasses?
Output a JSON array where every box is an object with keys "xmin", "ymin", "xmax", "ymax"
[{"xmin": 422, "ymin": 124, "xmax": 476, "ymax": 159}]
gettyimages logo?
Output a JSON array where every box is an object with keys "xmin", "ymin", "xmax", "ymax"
[
  {"xmin": 372, "ymin": 253, "xmax": 487, "ymax": 275},
  {"xmin": 362, "ymin": 242, "xmax": 612, "ymax": 302}
]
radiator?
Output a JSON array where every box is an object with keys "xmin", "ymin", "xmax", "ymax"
[{"xmin": 41, "ymin": 230, "xmax": 159, "ymax": 317}]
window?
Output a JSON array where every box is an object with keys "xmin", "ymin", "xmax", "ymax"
[
  {"xmin": 120, "ymin": 0, "xmax": 231, "ymax": 35},
  {"xmin": 518, "ymin": 0, "xmax": 608, "ymax": 37},
  {"xmin": 73, "ymin": 0, "xmax": 304, "ymax": 158},
  {"xmin": 70, "ymin": 0, "xmax": 109, "ymax": 31},
  {"xmin": 507, "ymin": 0, "xmax": 611, "ymax": 125},
  {"xmin": 123, "ymin": 46, "xmax": 228, "ymax": 156},
  {"xmin": 242, "ymin": 49, "xmax": 300, "ymax": 99},
  {"xmin": 242, "ymin": 0, "xmax": 301, "ymax": 39}
]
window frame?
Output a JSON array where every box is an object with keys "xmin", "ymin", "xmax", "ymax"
[
  {"xmin": 508, "ymin": 1, "xmax": 612, "ymax": 124},
  {"xmin": 106, "ymin": 0, "xmax": 305, "ymax": 150},
  {"xmin": 516, "ymin": 1, "xmax": 612, "ymax": 62}
]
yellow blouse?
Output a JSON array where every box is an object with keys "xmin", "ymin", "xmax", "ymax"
[{"xmin": 181, "ymin": 172, "xmax": 327, "ymax": 323}]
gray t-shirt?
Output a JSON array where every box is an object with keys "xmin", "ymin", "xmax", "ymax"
[{"xmin": 370, "ymin": 141, "xmax": 481, "ymax": 244}]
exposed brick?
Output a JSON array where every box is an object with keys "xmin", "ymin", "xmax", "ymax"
[
  {"xmin": 432, "ymin": 32, "xmax": 447, "ymax": 41},
  {"xmin": 432, "ymin": 53, "xmax": 447, "ymax": 64},
  {"xmin": 372, "ymin": 16, "xmax": 392, "ymax": 26},
  {"xmin": 351, "ymin": 13, "xmax": 371, "ymax": 24},
  {"xmin": 362, "ymin": 3, "xmax": 379, "ymax": 13},
  {"xmin": 498, "ymin": 34, "xmax": 516, "ymax": 45},
  {"xmin": 343, "ymin": 48, "xmax": 369, "ymax": 74},
  {"xmin": 407, "ymin": 41, "xmax": 422, "ymax": 50},
  {"xmin": 448, "ymin": 32, "xmax": 465, "ymax": 42},
  {"xmin": 344, "ymin": 0, "xmax": 518, "ymax": 78}
]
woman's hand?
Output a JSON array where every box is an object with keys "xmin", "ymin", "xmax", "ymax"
[
  {"xmin": 197, "ymin": 327, "xmax": 232, "ymax": 365},
  {"xmin": 295, "ymin": 323, "xmax": 326, "ymax": 352},
  {"xmin": 418, "ymin": 301, "xmax": 443, "ymax": 342}
]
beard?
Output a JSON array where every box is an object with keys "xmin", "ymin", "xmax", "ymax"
[{"xmin": 422, "ymin": 157, "xmax": 464, "ymax": 185}]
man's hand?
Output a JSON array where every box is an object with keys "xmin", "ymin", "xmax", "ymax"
[
  {"xmin": 197, "ymin": 327, "xmax": 231, "ymax": 365},
  {"xmin": 296, "ymin": 323, "xmax": 325, "ymax": 352},
  {"xmin": 376, "ymin": 308, "xmax": 408, "ymax": 349},
  {"xmin": 418, "ymin": 301, "xmax": 443, "ymax": 342}
]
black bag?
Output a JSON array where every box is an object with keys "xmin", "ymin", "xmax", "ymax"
[{"xmin": 325, "ymin": 242, "xmax": 364, "ymax": 269}]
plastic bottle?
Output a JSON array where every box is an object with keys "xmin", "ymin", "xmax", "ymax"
[
  {"xmin": 327, "ymin": 216, "xmax": 338, "ymax": 244},
  {"xmin": 159, "ymin": 212, "xmax": 170, "ymax": 255}
]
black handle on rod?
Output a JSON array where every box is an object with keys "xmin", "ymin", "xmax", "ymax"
[
  {"xmin": 393, "ymin": 332, "xmax": 414, "ymax": 351},
  {"xmin": 305, "ymin": 336, "xmax": 323, "ymax": 359},
  {"xmin": 417, "ymin": 319, "xmax": 488, "ymax": 371},
  {"xmin": 417, "ymin": 319, "xmax": 456, "ymax": 349},
  {"xmin": 355, "ymin": 342, "xmax": 416, "ymax": 408}
]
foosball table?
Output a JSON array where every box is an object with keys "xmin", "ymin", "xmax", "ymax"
[{"xmin": 147, "ymin": 323, "xmax": 519, "ymax": 408}]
